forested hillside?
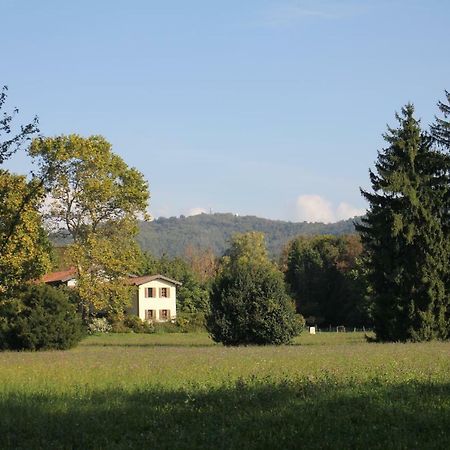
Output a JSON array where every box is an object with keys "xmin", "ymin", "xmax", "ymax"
[{"xmin": 137, "ymin": 213, "xmax": 359, "ymax": 257}]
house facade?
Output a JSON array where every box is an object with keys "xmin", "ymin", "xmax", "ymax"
[
  {"xmin": 127, "ymin": 274, "xmax": 181, "ymax": 322},
  {"xmin": 40, "ymin": 270, "xmax": 181, "ymax": 322}
]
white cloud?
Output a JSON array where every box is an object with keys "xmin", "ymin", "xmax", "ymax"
[
  {"xmin": 295, "ymin": 195, "xmax": 365, "ymax": 223},
  {"xmin": 296, "ymin": 195, "xmax": 335, "ymax": 223},
  {"xmin": 186, "ymin": 207, "xmax": 208, "ymax": 217},
  {"xmin": 336, "ymin": 202, "xmax": 366, "ymax": 221}
]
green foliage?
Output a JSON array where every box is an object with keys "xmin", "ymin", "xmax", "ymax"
[
  {"xmin": 0, "ymin": 172, "xmax": 51, "ymax": 292},
  {"xmin": 123, "ymin": 315, "xmax": 155, "ymax": 334},
  {"xmin": 293, "ymin": 312, "xmax": 306, "ymax": 331},
  {"xmin": 29, "ymin": 135, "xmax": 149, "ymax": 241},
  {"xmin": 0, "ymin": 88, "xmax": 50, "ymax": 293},
  {"xmin": 112, "ymin": 313, "xmax": 205, "ymax": 334},
  {"xmin": 110, "ymin": 320, "xmax": 132, "ymax": 333},
  {"xmin": 175, "ymin": 312, "xmax": 206, "ymax": 332},
  {"xmin": 69, "ymin": 230, "xmax": 139, "ymax": 320},
  {"xmin": 357, "ymin": 104, "xmax": 450, "ymax": 341},
  {"xmin": 284, "ymin": 234, "xmax": 371, "ymax": 327},
  {"xmin": 29, "ymin": 135, "xmax": 150, "ymax": 319},
  {"xmin": 431, "ymin": 90, "xmax": 450, "ymax": 148},
  {"xmin": 225, "ymin": 231, "xmax": 269, "ymax": 266},
  {"xmin": 0, "ymin": 284, "xmax": 83, "ymax": 351},
  {"xmin": 152, "ymin": 321, "xmax": 180, "ymax": 333},
  {"xmin": 207, "ymin": 232, "xmax": 302, "ymax": 345},
  {"xmin": 136, "ymin": 213, "xmax": 358, "ymax": 259}
]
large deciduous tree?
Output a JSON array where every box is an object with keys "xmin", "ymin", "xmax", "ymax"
[
  {"xmin": 0, "ymin": 86, "xmax": 50, "ymax": 292},
  {"xmin": 357, "ymin": 104, "xmax": 450, "ymax": 341},
  {"xmin": 0, "ymin": 85, "xmax": 39, "ymax": 165},
  {"xmin": 284, "ymin": 235, "xmax": 370, "ymax": 327},
  {"xmin": 183, "ymin": 245, "xmax": 217, "ymax": 284},
  {"xmin": 207, "ymin": 232, "xmax": 302, "ymax": 345},
  {"xmin": 0, "ymin": 172, "xmax": 51, "ymax": 292},
  {"xmin": 29, "ymin": 134, "xmax": 150, "ymax": 319}
]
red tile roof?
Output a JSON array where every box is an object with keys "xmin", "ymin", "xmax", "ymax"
[
  {"xmin": 41, "ymin": 267, "xmax": 77, "ymax": 283},
  {"xmin": 126, "ymin": 274, "xmax": 182, "ymax": 286},
  {"xmin": 40, "ymin": 270, "xmax": 181, "ymax": 287}
]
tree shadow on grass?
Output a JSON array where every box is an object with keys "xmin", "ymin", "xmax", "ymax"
[{"xmin": 1, "ymin": 381, "xmax": 449, "ymax": 450}]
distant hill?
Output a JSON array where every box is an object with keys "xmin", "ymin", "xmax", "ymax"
[{"xmin": 137, "ymin": 213, "xmax": 360, "ymax": 258}]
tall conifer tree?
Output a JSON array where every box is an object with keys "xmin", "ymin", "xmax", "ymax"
[
  {"xmin": 357, "ymin": 104, "xmax": 450, "ymax": 341},
  {"xmin": 431, "ymin": 90, "xmax": 450, "ymax": 148}
]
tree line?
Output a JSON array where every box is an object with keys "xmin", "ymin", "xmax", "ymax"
[
  {"xmin": 1, "ymin": 86, "xmax": 450, "ymax": 347},
  {"xmin": 135, "ymin": 213, "xmax": 357, "ymax": 258}
]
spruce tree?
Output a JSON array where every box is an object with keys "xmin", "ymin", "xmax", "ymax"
[
  {"xmin": 357, "ymin": 104, "xmax": 450, "ymax": 341},
  {"xmin": 431, "ymin": 90, "xmax": 450, "ymax": 148}
]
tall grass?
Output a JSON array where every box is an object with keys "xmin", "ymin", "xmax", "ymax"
[{"xmin": 0, "ymin": 333, "xmax": 449, "ymax": 449}]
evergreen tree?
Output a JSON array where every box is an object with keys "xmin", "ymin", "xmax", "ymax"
[
  {"xmin": 431, "ymin": 90, "xmax": 450, "ymax": 148},
  {"xmin": 207, "ymin": 232, "xmax": 302, "ymax": 345},
  {"xmin": 0, "ymin": 284, "xmax": 83, "ymax": 351},
  {"xmin": 357, "ymin": 104, "xmax": 450, "ymax": 341}
]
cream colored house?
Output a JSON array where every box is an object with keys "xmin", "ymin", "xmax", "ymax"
[{"xmin": 127, "ymin": 274, "xmax": 181, "ymax": 322}]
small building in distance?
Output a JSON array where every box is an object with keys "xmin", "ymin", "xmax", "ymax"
[
  {"xmin": 126, "ymin": 274, "xmax": 182, "ymax": 322},
  {"xmin": 41, "ymin": 267, "xmax": 77, "ymax": 288}
]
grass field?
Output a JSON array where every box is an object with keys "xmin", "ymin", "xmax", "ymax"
[{"xmin": 1, "ymin": 332, "xmax": 449, "ymax": 449}]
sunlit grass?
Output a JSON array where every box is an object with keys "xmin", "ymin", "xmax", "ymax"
[{"xmin": 0, "ymin": 332, "xmax": 449, "ymax": 449}]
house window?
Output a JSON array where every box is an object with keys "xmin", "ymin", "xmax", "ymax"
[
  {"xmin": 159, "ymin": 309, "xmax": 170, "ymax": 320},
  {"xmin": 145, "ymin": 309, "xmax": 155, "ymax": 320},
  {"xmin": 145, "ymin": 287, "xmax": 155, "ymax": 298},
  {"xmin": 159, "ymin": 287, "xmax": 170, "ymax": 298}
]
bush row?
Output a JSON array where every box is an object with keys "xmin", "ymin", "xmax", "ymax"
[{"xmin": 87, "ymin": 312, "xmax": 207, "ymax": 335}]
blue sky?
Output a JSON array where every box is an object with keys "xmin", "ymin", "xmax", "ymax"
[{"xmin": 2, "ymin": 0, "xmax": 449, "ymax": 222}]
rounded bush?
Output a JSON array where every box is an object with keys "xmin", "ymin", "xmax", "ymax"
[
  {"xmin": 0, "ymin": 284, "xmax": 84, "ymax": 351},
  {"xmin": 207, "ymin": 264, "xmax": 302, "ymax": 345},
  {"xmin": 123, "ymin": 315, "xmax": 155, "ymax": 333}
]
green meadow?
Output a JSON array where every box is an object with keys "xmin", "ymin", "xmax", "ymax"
[{"xmin": 1, "ymin": 332, "xmax": 449, "ymax": 450}]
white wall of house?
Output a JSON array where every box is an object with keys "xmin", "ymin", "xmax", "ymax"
[
  {"xmin": 67, "ymin": 279, "xmax": 77, "ymax": 288},
  {"xmin": 134, "ymin": 279, "xmax": 177, "ymax": 322}
]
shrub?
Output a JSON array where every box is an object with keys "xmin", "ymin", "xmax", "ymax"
[
  {"xmin": 175, "ymin": 312, "xmax": 206, "ymax": 333},
  {"xmin": 110, "ymin": 320, "xmax": 131, "ymax": 333},
  {"xmin": 0, "ymin": 284, "xmax": 83, "ymax": 351},
  {"xmin": 140, "ymin": 321, "xmax": 155, "ymax": 334},
  {"xmin": 123, "ymin": 315, "xmax": 155, "ymax": 334},
  {"xmin": 124, "ymin": 315, "xmax": 144, "ymax": 332},
  {"xmin": 207, "ymin": 263, "xmax": 302, "ymax": 346},
  {"xmin": 294, "ymin": 314, "xmax": 306, "ymax": 332},
  {"xmin": 87, "ymin": 317, "xmax": 112, "ymax": 334},
  {"xmin": 153, "ymin": 320, "xmax": 179, "ymax": 333}
]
